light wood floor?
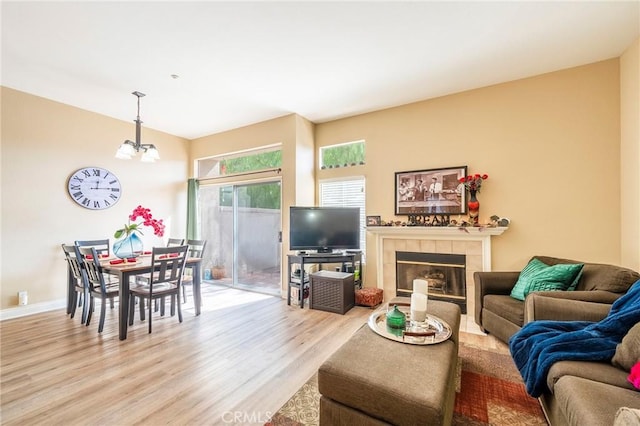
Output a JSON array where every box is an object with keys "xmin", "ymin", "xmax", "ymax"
[{"xmin": 0, "ymin": 284, "xmax": 506, "ymax": 425}]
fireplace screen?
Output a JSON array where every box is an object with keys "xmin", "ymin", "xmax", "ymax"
[{"xmin": 396, "ymin": 251, "xmax": 466, "ymax": 313}]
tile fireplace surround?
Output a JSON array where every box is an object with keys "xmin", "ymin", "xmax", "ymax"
[{"xmin": 366, "ymin": 226, "xmax": 508, "ymax": 319}]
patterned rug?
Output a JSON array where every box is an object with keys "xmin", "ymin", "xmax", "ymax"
[{"xmin": 267, "ymin": 342, "xmax": 546, "ymax": 426}]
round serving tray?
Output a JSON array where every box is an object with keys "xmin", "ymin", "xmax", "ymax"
[{"xmin": 368, "ymin": 303, "xmax": 452, "ymax": 345}]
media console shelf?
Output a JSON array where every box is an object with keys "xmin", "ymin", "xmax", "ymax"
[{"xmin": 287, "ymin": 253, "xmax": 363, "ymax": 309}]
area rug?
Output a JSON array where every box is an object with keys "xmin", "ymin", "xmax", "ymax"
[{"xmin": 267, "ymin": 342, "xmax": 546, "ymax": 426}]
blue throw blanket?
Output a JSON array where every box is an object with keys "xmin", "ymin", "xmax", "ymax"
[{"xmin": 509, "ymin": 279, "xmax": 640, "ymax": 397}]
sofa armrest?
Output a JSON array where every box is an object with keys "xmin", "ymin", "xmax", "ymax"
[
  {"xmin": 524, "ymin": 292, "xmax": 613, "ymax": 324},
  {"xmin": 474, "ymin": 271, "xmax": 520, "ymax": 329}
]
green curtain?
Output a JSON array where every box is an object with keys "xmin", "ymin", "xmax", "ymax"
[{"xmin": 186, "ymin": 178, "xmax": 199, "ymax": 240}]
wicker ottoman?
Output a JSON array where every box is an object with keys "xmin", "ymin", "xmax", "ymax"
[
  {"xmin": 310, "ymin": 271, "xmax": 355, "ymax": 314},
  {"xmin": 318, "ymin": 300, "xmax": 461, "ymax": 425},
  {"xmin": 355, "ymin": 287, "xmax": 383, "ymax": 307}
]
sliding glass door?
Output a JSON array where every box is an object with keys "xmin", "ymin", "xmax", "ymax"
[{"xmin": 199, "ymin": 180, "xmax": 281, "ymax": 295}]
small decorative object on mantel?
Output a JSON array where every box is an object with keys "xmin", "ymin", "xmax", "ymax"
[
  {"xmin": 366, "ymin": 215, "xmax": 382, "ymax": 226},
  {"xmin": 407, "ymin": 214, "xmax": 452, "ymax": 227},
  {"xmin": 459, "ymin": 173, "xmax": 488, "ymax": 225},
  {"xmin": 113, "ymin": 205, "xmax": 165, "ymax": 259},
  {"xmin": 456, "ymin": 217, "xmax": 510, "ymax": 233},
  {"xmin": 490, "ymin": 215, "xmax": 511, "ymax": 227}
]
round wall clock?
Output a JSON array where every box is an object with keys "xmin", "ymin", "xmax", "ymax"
[{"xmin": 67, "ymin": 167, "xmax": 122, "ymax": 210}]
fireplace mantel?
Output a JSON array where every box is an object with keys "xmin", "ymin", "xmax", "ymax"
[
  {"xmin": 366, "ymin": 226, "xmax": 508, "ymax": 238},
  {"xmin": 366, "ymin": 226, "xmax": 508, "ymax": 304}
]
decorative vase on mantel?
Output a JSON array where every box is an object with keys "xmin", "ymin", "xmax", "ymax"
[
  {"xmin": 468, "ymin": 190, "xmax": 480, "ymax": 225},
  {"xmin": 113, "ymin": 232, "xmax": 144, "ymax": 259}
]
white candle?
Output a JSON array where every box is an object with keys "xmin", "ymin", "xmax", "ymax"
[
  {"xmin": 410, "ymin": 292, "xmax": 428, "ymax": 322},
  {"xmin": 413, "ymin": 279, "xmax": 428, "ymax": 295},
  {"xmin": 411, "ymin": 292, "xmax": 427, "ymax": 310}
]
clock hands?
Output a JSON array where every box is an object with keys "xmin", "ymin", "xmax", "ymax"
[{"xmin": 90, "ymin": 179, "xmax": 113, "ymax": 190}]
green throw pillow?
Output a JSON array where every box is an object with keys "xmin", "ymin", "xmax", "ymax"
[{"xmin": 510, "ymin": 258, "xmax": 584, "ymax": 301}]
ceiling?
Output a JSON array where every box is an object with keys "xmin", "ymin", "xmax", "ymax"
[{"xmin": 2, "ymin": 1, "xmax": 639, "ymax": 140}]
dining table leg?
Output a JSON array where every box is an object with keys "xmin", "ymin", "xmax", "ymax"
[
  {"xmin": 118, "ymin": 271, "xmax": 130, "ymax": 340},
  {"xmin": 193, "ymin": 263, "xmax": 202, "ymax": 316}
]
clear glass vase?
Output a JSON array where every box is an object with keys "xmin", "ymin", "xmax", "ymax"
[{"xmin": 113, "ymin": 233, "xmax": 144, "ymax": 259}]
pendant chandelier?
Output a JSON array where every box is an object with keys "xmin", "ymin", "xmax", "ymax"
[{"xmin": 115, "ymin": 91, "xmax": 160, "ymax": 162}]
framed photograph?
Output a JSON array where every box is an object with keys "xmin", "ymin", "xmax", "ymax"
[
  {"xmin": 395, "ymin": 166, "xmax": 468, "ymax": 215},
  {"xmin": 366, "ymin": 215, "xmax": 381, "ymax": 226}
]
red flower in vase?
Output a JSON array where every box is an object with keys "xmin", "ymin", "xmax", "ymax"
[
  {"xmin": 114, "ymin": 205, "xmax": 165, "ymax": 239},
  {"xmin": 459, "ymin": 173, "xmax": 488, "ymax": 193}
]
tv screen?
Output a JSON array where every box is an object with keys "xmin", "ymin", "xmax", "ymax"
[{"xmin": 289, "ymin": 207, "xmax": 361, "ymax": 253}]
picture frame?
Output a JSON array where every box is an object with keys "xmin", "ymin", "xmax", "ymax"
[
  {"xmin": 366, "ymin": 215, "xmax": 381, "ymax": 226},
  {"xmin": 395, "ymin": 166, "xmax": 468, "ymax": 215}
]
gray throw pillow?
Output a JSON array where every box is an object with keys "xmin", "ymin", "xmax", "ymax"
[{"xmin": 612, "ymin": 322, "xmax": 640, "ymax": 372}]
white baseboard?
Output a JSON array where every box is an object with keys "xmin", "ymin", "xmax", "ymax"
[{"xmin": 0, "ymin": 299, "xmax": 67, "ymax": 321}]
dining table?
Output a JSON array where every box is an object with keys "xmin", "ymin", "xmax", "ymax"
[{"xmin": 67, "ymin": 254, "xmax": 203, "ymax": 340}]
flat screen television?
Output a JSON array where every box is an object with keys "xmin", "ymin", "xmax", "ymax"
[{"xmin": 289, "ymin": 206, "xmax": 361, "ymax": 253}]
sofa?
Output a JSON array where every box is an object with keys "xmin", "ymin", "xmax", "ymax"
[
  {"xmin": 539, "ymin": 322, "xmax": 640, "ymax": 426},
  {"xmin": 476, "ymin": 256, "xmax": 640, "ymax": 425},
  {"xmin": 474, "ymin": 255, "xmax": 640, "ymax": 344}
]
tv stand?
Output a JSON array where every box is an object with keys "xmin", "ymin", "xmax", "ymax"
[
  {"xmin": 287, "ymin": 252, "xmax": 363, "ymax": 308},
  {"xmin": 305, "ymin": 252, "xmax": 343, "ymax": 257}
]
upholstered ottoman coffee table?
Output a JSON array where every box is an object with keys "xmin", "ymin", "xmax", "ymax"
[{"xmin": 318, "ymin": 299, "xmax": 461, "ymax": 426}]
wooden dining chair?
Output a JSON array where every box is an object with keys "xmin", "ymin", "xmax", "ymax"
[
  {"xmin": 75, "ymin": 239, "xmax": 110, "ymax": 257},
  {"xmin": 181, "ymin": 239, "xmax": 207, "ymax": 303},
  {"xmin": 142, "ymin": 237, "xmax": 184, "ymax": 313},
  {"xmin": 128, "ymin": 245, "xmax": 189, "ymax": 334},
  {"xmin": 75, "ymin": 239, "xmax": 116, "ymax": 306},
  {"xmin": 159, "ymin": 238, "xmax": 186, "ymax": 310},
  {"xmin": 78, "ymin": 246, "xmax": 120, "ymax": 333},
  {"xmin": 167, "ymin": 238, "xmax": 184, "ymax": 247},
  {"xmin": 61, "ymin": 243, "xmax": 89, "ymax": 324}
]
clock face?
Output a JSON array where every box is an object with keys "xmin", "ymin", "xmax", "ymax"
[{"xmin": 67, "ymin": 167, "xmax": 122, "ymax": 210}]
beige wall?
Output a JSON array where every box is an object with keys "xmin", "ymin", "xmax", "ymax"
[
  {"xmin": 620, "ymin": 37, "xmax": 640, "ymax": 272},
  {"xmin": 1, "ymin": 87, "xmax": 189, "ymax": 312},
  {"xmin": 316, "ymin": 59, "xmax": 623, "ymax": 286}
]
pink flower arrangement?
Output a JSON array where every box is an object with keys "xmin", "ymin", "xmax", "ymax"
[
  {"xmin": 459, "ymin": 173, "xmax": 489, "ymax": 193},
  {"xmin": 114, "ymin": 205, "xmax": 165, "ymax": 239}
]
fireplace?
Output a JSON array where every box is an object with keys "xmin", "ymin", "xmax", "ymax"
[
  {"xmin": 366, "ymin": 226, "xmax": 508, "ymax": 320},
  {"xmin": 396, "ymin": 252, "xmax": 466, "ymax": 313}
]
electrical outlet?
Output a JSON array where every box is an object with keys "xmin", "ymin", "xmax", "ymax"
[{"xmin": 18, "ymin": 291, "xmax": 28, "ymax": 306}]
